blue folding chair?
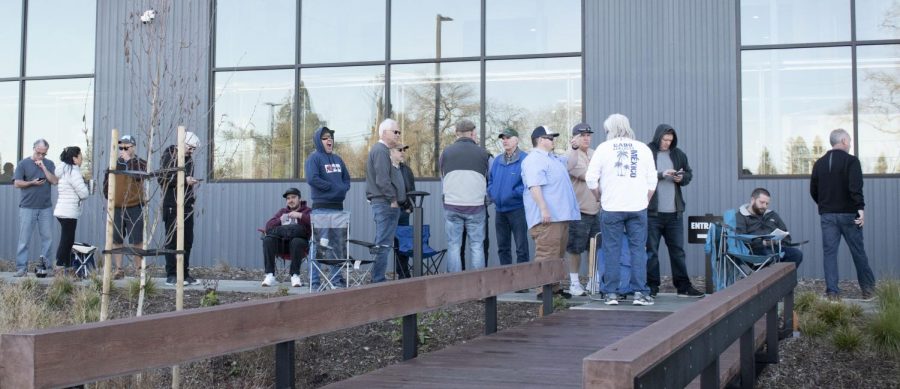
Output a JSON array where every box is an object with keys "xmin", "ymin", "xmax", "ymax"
[
  {"xmin": 394, "ymin": 225, "xmax": 446, "ymax": 276},
  {"xmin": 706, "ymin": 209, "xmax": 784, "ymax": 291}
]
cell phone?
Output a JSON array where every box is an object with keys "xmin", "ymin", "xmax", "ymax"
[
  {"xmin": 675, "ymin": 171, "xmax": 684, "ymax": 176},
  {"xmin": 37, "ymin": 177, "xmax": 46, "ymax": 182}
]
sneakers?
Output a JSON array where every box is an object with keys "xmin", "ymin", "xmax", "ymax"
[
  {"xmin": 677, "ymin": 286, "xmax": 705, "ymax": 298},
  {"xmin": 649, "ymin": 286, "xmax": 659, "ymax": 298},
  {"xmin": 604, "ymin": 293, "xmax": 619, "ymax": 305},
  {"xmin": 291, "ymin": 274, "xmax": 303, "ymax": 288},
  {"xmin": 13, "ymin": 269, "xmax": 27, "ymax": 277},
  {"xmin": 567, "ymin": 282, "xmax": 586, "ymax": 297},
  {"xmin": 185, "ymin": 276, "xmax": 200, "ymax": 286},
  {"xmin": 165, "ymin": 276, "xmax": 189, "ymax": 286},
  {"xmin": 860, "ymin": 290, "xmax": 875, "ymax": 301},
  {"xmin": 261, "ymin": 273, "xmax": 277, "ymax": 287},
  {"xmin": 633, "ymin": 292, "xmax": 655, "ymax": 306}
]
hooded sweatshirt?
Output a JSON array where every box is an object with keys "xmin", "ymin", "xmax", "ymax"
[
  {"xmin": 304, "ymin": 127, "xmax": 351, "ymax": 210},
  {"xmin": 647, "ymin": 124, "xmax": 693, "ymax": 214}
]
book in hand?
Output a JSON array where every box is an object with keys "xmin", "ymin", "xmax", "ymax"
[{"xmin": 770, "ymin": 228, "xmax": 790, "ymax": 240}]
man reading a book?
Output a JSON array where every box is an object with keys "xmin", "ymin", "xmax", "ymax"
[{"xmin": 735, "ymin": 188, "xmax": 803, "ymax": 266}]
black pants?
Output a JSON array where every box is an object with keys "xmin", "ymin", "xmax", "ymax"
[
  {"xmin": 163, "ymin": 206, "xmax": 194, "ymax": 278},
  {"xmin": 263, "ymin": 236, "xmax": 307, "ymax": 275},
  {"xmin": 55, "ymin": 218, "xmax": 77, "ymax": 267}
]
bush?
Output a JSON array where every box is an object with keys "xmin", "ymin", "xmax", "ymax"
[
  {"xmin": 200, "ymin": 290, "xmax": 220, "ymax": 307},
  {"xmin": 800, "ymin": 313, "xmax": 828, "ymax": 338},
  {"xmin": 127, "ymin": 277, "xmax": 159, "ymax": 301},
  {"xmin": 795, "ymin": 291, "xmax": 819, "ymax": 313},
  {"xmin": 46, "ymin": 277, "xmax": 76, "ymax": 310},
  {"xmin": 831, "ymin": 325, "xmax": 863, "ymax": 353},
  {"xmin": 72, "ymin": 288, "xmax": 101, "ymax": 323},
  {"xmin": 816, "ymin": 300, "xmax": 853, "ymax": 327},
  {"xmin": 876, "ymin": 280, "xmax": 900, "ymax": 311},
  {"xmin": 867, "ymin": 304, "xmax": 900, "ymax": 358}
]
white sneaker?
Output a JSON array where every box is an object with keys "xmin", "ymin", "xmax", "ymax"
[
  {"xmin": 261, "ymin": 273, "xmax": 276, "ymax": 287},
  {"xmin": 291, "ymin": 274, "xmax": 303, "ymax": 287},
  {"xmin": 633, "ymin": 292, "xmax": 655, "ymax": 306},
  {"xmin": 604, "ymin": 293, "xmax": 619, "ymax": 305},
  {"xmin": 567, "ymin": 282, "xmax": 586, "ymax": 297}
]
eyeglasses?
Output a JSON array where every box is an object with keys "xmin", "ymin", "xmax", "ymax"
[
  {"xmin": 35, "ymin": 152, "xmax": 47, "ymax": 156},
  {"xmin": 118, "ymin": 146, "xmax": 132, "ymax": 151},
  {"xmin": 393, "ymin": 131, "xmax": 401, "ymax": 135},
  {"xmin": 187, "ymin": 146, "xmax": 196, "ymax": 152}
]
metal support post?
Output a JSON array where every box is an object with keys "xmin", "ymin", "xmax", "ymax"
[
  {"xmin": 542, "ymin": 284, "xmax": 554, "ymax": 315},
  {"xmin": 402, "ymin": 314, "xmax": 418, "ymax": 360},
  {"xmin": 484, "ymin": 296, "xmax": 497, "ymax": 335},
  {"xmin": 739, "ymin": 326, "xmax": 755, "ymax": 389},
  {"xmin": 275, "ymin": 341, "xmax": 295, "ymax": 389}
]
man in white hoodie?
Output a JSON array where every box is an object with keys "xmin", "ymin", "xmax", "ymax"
[{"xmin": 585, "ymin": 114, "xmax": 658, "ymax": 306}]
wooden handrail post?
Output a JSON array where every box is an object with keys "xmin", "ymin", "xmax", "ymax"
[
  {"xmin": 484, "ymin": 296, "xmax": 497, "ymax": 335},
  {"xmin": 541, "ymin": 285, "xmax": 553, "ymax": 315},
  {"xmin": 402, "ymin": 314, "xmax": 417, "ymax": 360},
  {"xmin": 780, "ymin": 290, "xmax": 794, "ymax": 339},
  {"xmin": 275, "ymin": 341, "xmax": 295, "ymax": 389},
  {"xmin": 700, "ymin": 357, "xmax": 719, "ymax": 389},
  {"xmin": 739, "ymin": 326, "xmax": 755, "ymax": 389}
]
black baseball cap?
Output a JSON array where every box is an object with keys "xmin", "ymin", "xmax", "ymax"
[
  {"xmin": 572, "ymin": 123, "xmax": 593, "ymax": 136},
  {"xmin": 282, "ymin": 187, "xmax": 301, "ymax": 198},
  {"xmin": 530, "ymin": 126, "xmax": 559, "ymax": 140}
]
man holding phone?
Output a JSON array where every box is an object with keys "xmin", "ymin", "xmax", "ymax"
[
  {"xmin": 645, "ymin": 124, "xmax": 704, "ymax": 298},
  {"xmin": 13, "ymin": 139, "xmax": 59, "ymax": 277}
]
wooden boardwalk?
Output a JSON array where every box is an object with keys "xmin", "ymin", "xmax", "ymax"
[{"xmin": 326, "ymin": 309, "xmax": 670, "ymax": 388}]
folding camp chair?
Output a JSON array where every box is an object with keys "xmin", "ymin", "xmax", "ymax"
[
  {"xmin": 309, "ymin": 211, "xmax": 374, "ymax": 291},
  {"xmin": 71, "ymin": 242, "xmax": 97, "ymax": 279},
  {"xmin": 706, "ymin": 209, "xmax": 784, "ymax": 291},
  {"xmin": 394, "ymin": 225, "xmax": 446, "ymax": 277},
  {"xmin": 257, "ymin": 228, "xmax": 306, "ymax": 283}
]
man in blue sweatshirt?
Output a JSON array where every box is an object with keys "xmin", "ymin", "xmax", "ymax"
[
  {"xmin": 487, "ymin": 128, "xmax": 530, "ymax": 266},
  {"xmin": 305, "ymin": 126, "xmax": 351, "ymax": 290}
]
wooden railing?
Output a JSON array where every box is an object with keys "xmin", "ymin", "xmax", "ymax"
[
  {"xmin": 583, "ymin": 263, "xmax": 796, "ymax": 389},
  {"xmin": 0, "ymin": 259, "xmax": 567, "ymax": 388}
]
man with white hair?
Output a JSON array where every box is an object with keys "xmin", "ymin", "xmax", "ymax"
[
  {"xmin": 810, "ymin": 128, "xmax": 876, "ymax": 300},
  {"xmin": 159, "ymin": 131, "xmax": 202, "ymax": 286},
  {"xmin": 365, "ymin": 118, "xmax": 403, "ymax": 283},
  {"xmin": 585, "ymin": 114, "xmax": 658, "ymax": 306}
]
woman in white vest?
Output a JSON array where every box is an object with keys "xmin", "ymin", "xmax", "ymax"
[{"xmin": 53, "ymin": 146, "xmax": 90, "ymax": 275}]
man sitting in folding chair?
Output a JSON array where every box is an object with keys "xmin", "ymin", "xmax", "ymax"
[
  {"xmin": 261, "ymin": 187, "xmax": 311, "ymax": 287},
  {"xmin": 735, "ymin": 187, "xmax": 803, "ymax": 267}
]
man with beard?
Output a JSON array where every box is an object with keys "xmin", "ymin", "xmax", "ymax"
[
  {"xmin": 735, "ymin": 188, "xmax": 803, "ymax": 266},
  {"xmin": 261, "ymin": 188, "xmax": 312, "ymax": 287}
]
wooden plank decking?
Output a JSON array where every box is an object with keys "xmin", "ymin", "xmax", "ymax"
[{"xmin": 326, "ymin": 309, "xmax": 670, "ymax": 388}]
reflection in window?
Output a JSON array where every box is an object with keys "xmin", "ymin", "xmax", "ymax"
[
  {"xmin": 740, "ymin": 0, "xmax": 849, "ymax": 46},
  {"xmin": 741, "ymin": 48, "xmax": 852, "ymax": 175},
  {"xmin": 486, "ymin": 0, "xmax": 580, "ymax": 56},
  {"xmin": 213, "ymin": 70, "xmax": 295, "ymax": 180},
  {"xmin": 0, "ymin": 82, "xmax": 18, "ymax": 183},
  {"xmin": 391, "ymin": 62, "xmax": 480, "ymax": 177},
  {"xmin": 857, "ymin": 45, "xmax": 900, "ymax": 173},
  {"xmin": 26, "ymin": 0, "xmax": 96, "ymax": 76},
  {"xmin": 22, "ymin": 78, "xmax": 95, "ymax": 178},
  {"xmin": 215, "ymin": 0, "xmax": 295, "ymax": 68},
  {"xmin": 856, "ymin": 0, "xmax": 900, "ymax": 41},
  {"xmin": 300, "ymin": 66, "xmax": 385, "ymax": 179},
  {"xmin": 391, "ymin": 0, "xmax": 480, "ymax": 60},
  {"xmin": 485, "ymin": 57, "xmax": 582, "ymax": 156},
  {"xmin": 301, "ymin": 0, "xmax": 385, "ymax": 64},
  {"xmin": 0, "ymin": 0, "xmax": 22, "ymax": 77}
]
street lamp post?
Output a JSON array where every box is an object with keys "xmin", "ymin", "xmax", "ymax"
[{"xmin": 433, "ymin": 14, "xmax": 453, "ymax": 176}]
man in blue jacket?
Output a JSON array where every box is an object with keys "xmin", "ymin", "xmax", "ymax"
[
  {"xmin": 305, "ymin": 126, "xmax": 351, "ymax": 289},
  {"xmin": 487, "ymin": 128, "xmax": 530, "ymax": 266}
]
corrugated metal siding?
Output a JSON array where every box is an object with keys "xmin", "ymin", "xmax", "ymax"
[
  {"xmin": 2, "ymin": 0, "xmax": 896, "ymax": 280},
  {"xmin": 585, "ymin": 0, "xmax": 898, "ymax": 280}
]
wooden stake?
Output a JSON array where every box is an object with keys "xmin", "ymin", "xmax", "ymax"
[
  {"xmin": 172, "ymin": 126, "xmax": 186, "ymax": 389},
  {"xmin": 100, "ymin": 129, "xmax": 119, "ymax": 322}
]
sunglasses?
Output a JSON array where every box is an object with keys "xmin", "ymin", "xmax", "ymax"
[
  {"xmin": 118, "ymin": 146, "xmax": 132, "ymax": 150},
  {"xmin": 393, "ymin": 131, "xmax": 401, "ymax": 135}
]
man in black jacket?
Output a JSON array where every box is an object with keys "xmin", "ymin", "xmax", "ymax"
[
  {"xmin": 646, "ymin": 124, "xmax": 703, "ymax": 298},
  {"xmin": 735, "ymin": 188, "xmax": 803, "ymax": 266},
  {"xmin": 810, "ymin": 128, "xmax": 875, "ymax": 300},
  {"xmin": 159, "ymin": 131, "xmax": 201, "ymax": 286}
]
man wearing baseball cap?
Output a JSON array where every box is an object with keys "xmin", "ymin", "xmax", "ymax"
[
  {"xmin": 103, "ymin": 134, "xmax": 148, "ymax": 279},
  {"xmin": 564, "ymin": 123, "xmax": 600, "ymax": 296},
  {"xmin": 159, "ymin": 131, "xmax": 202, "ymax": 286},
  {"xmin": 521, "ymin": 126, "xmax": 579, "ymax": 299},
  {"xmin": 260, "ymin": 188, "xmax": 312, "ymax": 287},
  {"xmin": 487, "ymin": 128, "xmax": 530, "ymax": 269}
]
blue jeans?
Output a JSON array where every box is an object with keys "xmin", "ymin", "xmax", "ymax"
[
  {"xmin": 495, "ymin": 208, "xmax": 529, "ymax": 265},
  {"xmin": 17, "ymin": 207, "xmax": 54, "ymax": 271},
  {"xmin": 310, "ymin": 208, "xmax": 346, "ymax": 288},
  {"xmin": 600, "ymin": 210, "xmax": 650, "ymax": 295},
  {"xmin": 821, "ymin": 213, "xmax": 876, "ymax": 294},
  {"xmin": 646, "ymin": 212, "xmax": 692, "ymax": 292},
  {"xmin": 372, "ymin": 201, "xmax": 401, "ymax": 283},
  {"xmin": 445, "ymin": 209, "xmax": 486, "ymax": 272}
]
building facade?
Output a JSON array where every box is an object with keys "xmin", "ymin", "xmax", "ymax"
[{"xmin": 1, "ymin": 0, "xmax": 898, "ymax": 280}]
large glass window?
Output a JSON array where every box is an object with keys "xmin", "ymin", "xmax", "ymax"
[
  {"xmin": 212, "ymin": 0, "xmax": 582, "ymax": 180},
  {"xmin": 0, "ymin": 82, "xmax": 18, "ymax": 183},
  {"xmin": 300, "ymin": 66, "xmax": 385, "ymax": 178},
  {"xmin": 857, "ymin": 45, "xmax": 900, "ymax": 173},
  {"xmin": 391, "ymin": 62, "xmax": 480, "ymax": 176},
  {"xmin": 301, "ymin": 0, "xmax": 386, "ymax": 64},
  {"xmin": 391, "ymin": 0, "xmax": 481, "ymax": 61},
  {"xmin": 215, "ymin": 0, "xmax": 295, "ymax": 68},
  {"xmin": 213, "ymin": 70, "xmax": 295, "ymax": 180},
  {"xmin": 22, "ymin": 78, "xmax": 95, "ymax": 177},
  {"xmin": 0, "ymin": 0, "xmax": 22, "ymax": 78},
  {"xmin": 740, "ymin": 0, "xmax": 900, "ymax": 176},
  {"xmin": 486, "ymin": 0, "xmax": 581, "ymax": 56},
  {"xmin": 486, "ymin": 58, "xmax": 582, "ymax": 155},
  {"xmin": 26, "ymin": 0, "xmax": 96, "ymax": 76}
]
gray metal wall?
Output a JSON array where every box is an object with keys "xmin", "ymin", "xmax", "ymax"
[{"xmin": 2, "ymin": 0, "xmax": 897, "ymax": 281}]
